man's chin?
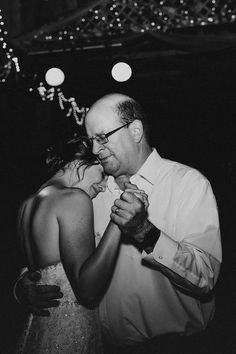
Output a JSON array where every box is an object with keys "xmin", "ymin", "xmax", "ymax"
[
  {"xmin": 103, "ymin": 165, "xmax": 119, "ymax": 176},
  {"xmin": 101, "ymin": 159, "xmax": 118, "ymax": 174}
]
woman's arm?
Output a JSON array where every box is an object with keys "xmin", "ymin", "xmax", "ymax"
[
  {"xmin": 78, "ymin": 221, "xmax": 121, "ymax": 307},
  {"xmin": 58, "ymin": 190, "xmax": 121, "ymax": 308}
]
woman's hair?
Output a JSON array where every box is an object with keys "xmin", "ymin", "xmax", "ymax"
[{"xmin": 46, "ymin": 137, "xmax": 97, "ymax": 178}]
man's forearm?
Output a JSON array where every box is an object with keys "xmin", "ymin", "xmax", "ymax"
[
  {"xmin": 143, "ymin": 232, "xmax": 221, "ymax": 297},
  {"xmin": 133, "ymin": 219, "xmax": 160, "ymax": 253}
]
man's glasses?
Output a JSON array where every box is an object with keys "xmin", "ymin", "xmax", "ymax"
[{"xmin": 83, "ymin": 122, "xmax": 131, "ymax": 146}]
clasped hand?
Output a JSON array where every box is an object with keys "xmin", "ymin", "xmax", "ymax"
[{"xmin": 111, "ymin": 182, "xmax": 149, "ymax": 243}]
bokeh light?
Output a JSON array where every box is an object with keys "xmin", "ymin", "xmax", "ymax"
[
  {"xmin": 111, "ymin": 62, "xmax": 132, "ymax": 82},
  {"xmin": 45, "ymin": 67, "xmax": 65, "ymax": 86}
]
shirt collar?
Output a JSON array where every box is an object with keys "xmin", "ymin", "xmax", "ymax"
[
  {"xmin": 130, "ymin": 148, "xmax": 163, "ymax": 186},
  {"xmin": 106, "ymin": 149, "xmax": 163, "ymax": 192}
]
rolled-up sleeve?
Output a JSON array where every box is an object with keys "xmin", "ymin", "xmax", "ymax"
[{"xmin": 143, "ymin": 172, "xmax": 222, "ymax": 296}]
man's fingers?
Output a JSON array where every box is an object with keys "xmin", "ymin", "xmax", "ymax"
[
  {"xmin": 120, "ymin": 191, "xmax": 147, "ymax": 206},
  {"xmin": 36, "ymin": 285, "xmax": 61, "ymax": 294},
  {"xmin": 110, "ymin": 211, "xmax": 123, "ymax": 224},
  {"xmin": 28, "ymin": 305, "xmax": 50, "ymax": 317},
  {"xmin": 23, "ymin": 284, "xmax": 63, "ymax": 310},
  {"xmin": 123, "ymin": 189, "xmax": 149, "ymax": 209},
  {"xmin": 32, "ymin": 285, "xmax": 63, "ymax": 302},
  {"xmin": 114, "ymin": 198, "xmax": 130, "ymax": 211},
  {"xmin": 125, "ymin": 188, "xmax": 145, "ymax": 195},
  {"xmin": 35, "ymin": 291, "xmax": 63, "ymax": 301},
  {"xmin": 33, "ymin": 300, "xmax": 61, "ymax": 309},
  {"xmin": 120, "ymin": 191, "xmax": 136, "ymax": 203},
  {"xmin": 124, "ymin": 182, "xmax": 139, "ymax": 190},
  {"xmin": 28, "ymin": 271, "xmax": 41, "ymax": 282},
  {"xmin": 125, "ymin": 189, "xmax": 147, "ymax": 199},
  {"xmin": 111, "ymin": 205, "xmax": 118, "ymax": 214}
]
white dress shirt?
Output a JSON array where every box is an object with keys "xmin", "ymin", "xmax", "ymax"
[{"xmin": 92, "ymin": 149, "xmax": 222, "ymax": 346}]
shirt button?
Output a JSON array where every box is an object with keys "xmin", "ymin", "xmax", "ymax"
[{"xmin": 158, "ymin": 256, "xmax": 163, "ymax": 259}]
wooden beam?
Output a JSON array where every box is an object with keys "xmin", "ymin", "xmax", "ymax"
[{"xmin": 12, "ymin": 0, "xmax": 106, "ymax": 49}]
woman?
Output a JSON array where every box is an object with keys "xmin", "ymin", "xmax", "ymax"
[{"xmin": 16, "ymin": 137, "xmax": 147, "ymax": 354}]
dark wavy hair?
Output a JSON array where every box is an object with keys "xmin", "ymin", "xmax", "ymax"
[{"xmin": 46, "ymin": 137, "xmax": 98, "ymax": 178}]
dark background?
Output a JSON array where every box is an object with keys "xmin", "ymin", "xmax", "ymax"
[{"xmin": 0, "ymin": 43, "xmax": 236, "ymax": 352}]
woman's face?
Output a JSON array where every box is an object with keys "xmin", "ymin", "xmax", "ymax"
[{"xmin": 80, "ymin": 164, "xmax": 107, "ymax": 199}]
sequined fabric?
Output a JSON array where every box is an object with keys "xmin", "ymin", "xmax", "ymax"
[{"xmin": 16, "ymin": 262, "xmax": 103, "ymax": 353}]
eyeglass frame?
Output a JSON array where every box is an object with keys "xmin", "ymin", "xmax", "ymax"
[{"xmin": 82, "ymin": 122, "xmax": 131, "ymax": 146}]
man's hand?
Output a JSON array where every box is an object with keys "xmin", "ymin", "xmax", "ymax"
[
  {"xmin": 15, "ymin": 270, "xmax": 63, "ymax": 316},
  {"xmin": 110, "ymin": 182, "xmax": 149, "ymax": 243}
]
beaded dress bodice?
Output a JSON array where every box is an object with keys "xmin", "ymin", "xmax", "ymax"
[{"xmin": 16, "ymin": 262, "xmax": 103, "ymax": 353}]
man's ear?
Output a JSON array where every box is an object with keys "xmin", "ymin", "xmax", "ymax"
[{"xmin": 130, "ymin": 119, "xmax": 144, "ymax": 143}]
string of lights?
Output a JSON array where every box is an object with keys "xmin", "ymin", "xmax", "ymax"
[
  {"xmin": 17, "ymin": 0, "xmax": 236, "ymax": 53},
  {"xmin": 0, "ymin": 8, "xmax": 86, "ymax": 126},
  {"xmin": 1, "ymin": 1, "xmax": 236, "ymax": 124},
  {"xmin": 30, "ymin": 68, "xmax": 89, "ymax": 126},
  {"xmin": 0, "ymin": 8, "xmax": 20, "ymax": 83}
]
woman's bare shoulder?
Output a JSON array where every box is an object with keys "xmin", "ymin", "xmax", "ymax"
[
  {"xmin": 54, "ymin": 187, "xmax": 92, "ymax": 214},
  {"xmin": 19, "ymin": 186, "xmax": 91, "ymax": 217}
]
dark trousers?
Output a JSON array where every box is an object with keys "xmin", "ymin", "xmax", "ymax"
[{"xmin": 103, "ymin": 323, "xmax": 231, "ymax": 354}]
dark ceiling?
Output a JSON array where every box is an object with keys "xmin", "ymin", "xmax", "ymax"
[
  {"xmin": 0, "ymin": 1, "xmax": 235, "ymax": 87},
  {"xmin": 1, "ymin": 0, "xmax": 236, "ymax": 169}
]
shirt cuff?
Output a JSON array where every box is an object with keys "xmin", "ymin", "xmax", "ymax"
[
  {"xmin": 142, "ymin": 232, "xmax": 178, "ymax": 267},
  {"xmin": 13, "ymin": 267, "xmax": 29, "ymax": 304}
]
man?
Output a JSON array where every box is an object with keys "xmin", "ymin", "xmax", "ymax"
[{"xmin": 15, "ymin": 93, "xmax": 222, "ymax": 350}]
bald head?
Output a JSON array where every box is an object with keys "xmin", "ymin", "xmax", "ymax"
[
  {"xmin": 86, "ymin": 93, "xmax": 149, "ymax": 141},
  {"xmin": 89, "ymin": 93, "xmax": 132, "ymax": 111}
]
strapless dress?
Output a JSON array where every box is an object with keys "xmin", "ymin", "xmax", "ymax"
[{"xmin": 16, "ymin": 262, "xmax": 103, "ymax": 353}]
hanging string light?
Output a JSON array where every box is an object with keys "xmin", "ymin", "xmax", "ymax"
[
  {"xmin": 57, "ymin": 90, "xmax": 88, "ymax": 126},
  {"xmin": 32, "ymin": 67, "xmax": 89, "ymax": 126},
  {"xmin": 0, "ymin": 8, "xmax": 20, "ymax": 83}
]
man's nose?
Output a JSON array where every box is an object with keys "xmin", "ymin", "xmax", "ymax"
[{"xmin": 92, "ymin": 139, "xmax": 104, "ymax": 155}]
